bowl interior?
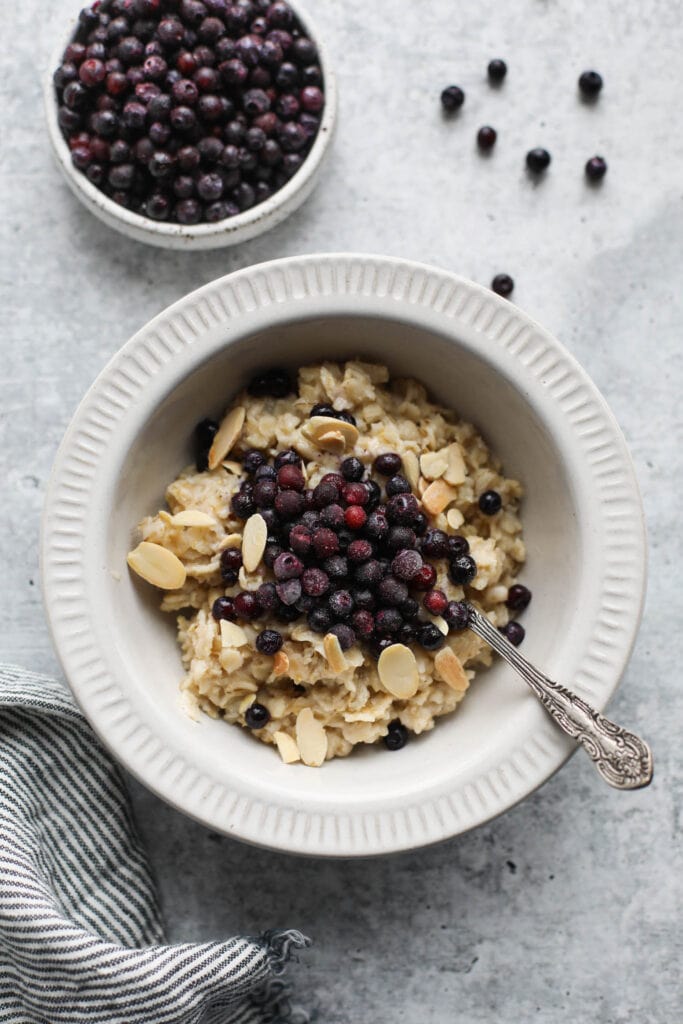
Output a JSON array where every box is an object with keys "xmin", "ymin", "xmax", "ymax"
[{"xmin": 105, "ymin": 314, "xmax": 581, "ymax": 812}]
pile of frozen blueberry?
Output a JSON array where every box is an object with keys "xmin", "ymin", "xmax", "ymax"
[
  {"xmin": 441, "ymin": 61, "xmax": 608, "ymax": 300},
  {"xmin": 195, "ymin": 370, "xmax": 531, "ymax": 665},
  {"xmin": 53, "ymin": 0, "xmax": 324, "ymax": 224}
]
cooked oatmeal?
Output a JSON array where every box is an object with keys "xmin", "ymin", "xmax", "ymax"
[{"xmin": 127, "ymin": 360, "xmax": 527, "ymax": 765}]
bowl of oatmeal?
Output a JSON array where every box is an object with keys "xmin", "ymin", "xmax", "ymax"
[{"xmin": 42, "ymin": 254, "xmax": 646, "ymax": 855}]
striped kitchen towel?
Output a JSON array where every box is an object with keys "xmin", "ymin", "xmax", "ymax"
[{"xmin": 0, "ymin": 665, "xmax": 310, "ymax": 1024}]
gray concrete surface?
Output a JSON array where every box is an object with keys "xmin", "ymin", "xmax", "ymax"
[{"xmin": 2, "ymin": 0, "xmax": 681, "ymax": 1020}]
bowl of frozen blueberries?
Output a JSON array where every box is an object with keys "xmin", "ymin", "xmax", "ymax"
[
  {"xmin": 42, "ymin": 254, "xmax": 646, "ymax": 855},
  {"xmin": 45, "ymin": 0, "xmax": 337, "ymax": 249}
]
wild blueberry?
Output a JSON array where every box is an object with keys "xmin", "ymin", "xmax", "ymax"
[
  {"xmin": 500, "ymin": 621, "xmax": 525, "ymax": 646},
  {"xmin": 384, "ymin": 720, "xmax": 408, "ymax": 750},
  {"xmin": 419, "ymin": 623, "xmax": 445, "ymax": 651},
  {"xmin": 256, "ymin": 582, "xmax": 278, "ymax": 611},
  {"xmin": 220, "ymin": 547, "xmax": 242, "ymax": 584},
  {"xmin": 478, "ymin": 490, "xmax": 502, "ymax": 515},
  {"xmin": 585, "ymin": 156, "xmax": 607, "ymax": 181},
  {"xmin": 373, "ymin": 453, "xmax": 402, "ymax": 476},
  {"xmin": 440, "ymin": 85, "xmax": 465, "ymax": 112},
  {"xmin": 276, "ymin": 578, "xmax": 302, "ymax": 605},
  {"xmin": 526, "ymin": 148, "xmax": 551, "ymax": 173},
  {"xmin": 477, "ymin": 125, "xmax": 497, "ymax": 150},
  {"xmin": 245, "ymin": 702, "xmax": 270, "ymax": 728},
  {"xmin": 234, "ymin": 591, "xmax": 261, "ymax": 619},
  {"xmin": 487, "ymin": 59, "xmax": 507, "ymax": 82},
  {"xmin": 308, "ymin": 606, "xmax": 333, "ymax": 633},
  {"xmin": 578, "ymin": 70, "xmax": 603, "ymax": 97},
  {"xmin": 385, "ymin": 475, "xmax": 411, "ymax": 497},
  {"xmin": 302, "ymin": 567, "xmax": 330, "ymax": 597},
  {"xmin": 492, "ymin": 274, "xmax": 514, "ymax": 297},
  {"xmin": 341, "ymin": 456, "xmax": 364, "ymax": 482},
  {"xmin": 328, "ymin": 623, "xmax": 356, "ymax": 651},
  {"xmin": 391, "ymin": 549, "xmax": 423, "ymax": 581},
  {"xmin": 273, "ymin": 551, "xmax": 303, "ymax": 580},
  {"xmin": 212, "ymin": 596, "xmax": 237, "ymax": 621},
  {"xmin": 274, "ymin": 490, "xmax": 304, "ymax": 520},
  {"xmin": 256, "ymin": 629, "xmax": 283, "ymax": 655},
  {"xmin": 444, "ymin": 600, "xmax": 470, "ymax": 630},
  {"xmin": 377, "ymin": 576, "xmax": 409, "ymax": 607},
  {"xmin": 449, "ymin": 555, "xmax": 477, "ymax": 586},
  {"xmin": 328, "ymin": 589, "xmax": 354, "ymax": 620}
]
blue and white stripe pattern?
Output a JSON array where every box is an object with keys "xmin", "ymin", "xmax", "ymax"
[{"xmin": 0, "ymin": 666, "xmax": 309, "ymax": 1023}]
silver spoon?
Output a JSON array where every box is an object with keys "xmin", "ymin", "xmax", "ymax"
[{"xmin": 465, "ymin": 604, "xmax": 653, "ymax": 790}]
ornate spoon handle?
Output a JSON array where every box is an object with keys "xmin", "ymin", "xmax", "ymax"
[{"xmin": 465, "ymin": 605, "xmax": 653, "ymax": 790}]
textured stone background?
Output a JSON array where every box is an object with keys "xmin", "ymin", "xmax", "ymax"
[{"xmin": 2, "ymin": 0, "xmax": 681, "ymax": 1020}]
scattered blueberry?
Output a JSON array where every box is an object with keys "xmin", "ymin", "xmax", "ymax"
[
  {"xmin": 444, "ymin": 600, "xmax": 470, "ymax": 630},
  {"xmin": 585, "ymin": 156, "xmax": 607, "ymax": 181},
  {"xmin": 477, "ymin": 125, "xmax": 497, "ymax": 150},
  {"xmin": 440, "ymin": 85, "xmax": 465, "ymax": 112},
  {"xmin": 526, "ymin": 148, "xmax": 551, "ymax": 173},
  {"xmin": 418, "ymin": 623, "xmax": 445, "ymax": 651},
  {"xmin": 487, "ymin": 58, "xmax": 507, "ymax": 83},
  {"xmin": 491, "ymin": 273, "xmax": 514, "ymax": 297},
  {"xmin": 578, "ymin": 70, "xmax": 603, "ymax": 98},
  {"xmin": 373, "ymin": 453, "xmax": 402, "ymax": 476}
]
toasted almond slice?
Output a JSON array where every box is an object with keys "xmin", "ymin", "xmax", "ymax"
[
  {"xmin": 222, "ymin": 459, "xmax": 242, "ymax": 475},
  {"xmin": 427, "ymin": 614, "xmax": 449, "ymax": 636},
  {"xmin": 403, "ymin": 451, "xmax": 420, "ymax": 491},
  {"xmin": 323, "ymin": 633, "xmax": 347, "ymax": 673},
  {"xmin": 447, "ymin": 508, "xmax": 465, "ymax": 530},
  {"xmin": 239, "ymin": 694, "xmax": 256, "ymax": 714},
  {"xmin": 273, "ymin": 650, "xmax": 290, "ymax": 676},
  {"xmin": 422, "ymin": 479, "xmax": 459, "ymax": 515},
  {"xmin": 315, "ymin": 429, "xmax": 347, "ymax": 454},
  {"xmin": 417, "ymin": 476, "xmax": 429, "ymax": 497},
  {"xmin": 420, "ymin": 451, "xmax": 448, "ymax": 481},
  {"xmin": 242, "ymin": 513, "xmax": 267, "ymax": 572},
  {"xmin": 220, "ymin": 620, "xmax": 248, "ymax": 648},
  {"xmin": 274, "ymin": 730, "xmax": 301, "ymax": 764},
  {"xmin": 305, "ymin": 415, "xmax": 359, "ymax": 451},
  {"xmin": 208, "ymin": 405, "xmax": 245, "ymax": 470},
  {"xmin": 169, "ymin": 509, "xmax": 216, "ymax": 527},
  {"xmin": 295, "ymin": 708, "xmax": 328, "ymax": 767},
  {"xmin": 220, "ymin": 648, "xmax": 243, "ymax": 673},
  {"xmin": 434, "ymin": 646, "xmax": 470, "ymax": 691},
  {"xmin": 443, "ymin": 442, "xmax": 466, "ymax": 486},
  {"xmin": 377, "ymin": 643, "xmax": 419, "ymax": 699},
  {"xmin": 158, "ymin": 510, "xmax": 173, "ymax": 524},
  {"xmin": 127, "ymin": 542, "xmax": 187, "ymax": 590}
]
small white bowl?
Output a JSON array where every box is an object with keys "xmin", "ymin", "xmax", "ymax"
[
  {"xmin": 43, "ymin": 3, "xmax": 336, "ymax": 250},
  {"xmin": 42, "ymin": 254, "xmax": 646, "ymax": 856}
]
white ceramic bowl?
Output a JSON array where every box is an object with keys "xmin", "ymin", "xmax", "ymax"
[
  {"xmin": 42, "ymin": 254, "xmax": 646, "ymax": 856},
  {"xmin": 43, "ymin": 4, "xmax": 336, "ymax": 250}
]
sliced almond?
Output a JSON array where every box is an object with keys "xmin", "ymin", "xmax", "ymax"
[
  {"xmin": 220, "ymin": 648, "xmax": 244, "ymax": 673},
  {"xmin": 422, "ymin": 479, "xmax": 459, "ymax": 515},
  {"xmin": 447, "ymin": 508, "xmax": 465, "ymax": 530},
  {"xmin": 272, "ymin": 650, "xmax": 290, "ymax": 676},
  {"xmin": 295, "ymin": 708, "xmax": 328, "ymax": 767},
  {"xmin": 417, "ymin": 476, "xmax": 429, "ymax": 497},
  {"xmin": 222, "ymin": 459, "xmax": 243, "ymax": 475},
  {"xmin": 305, "ymin": 415, "xmax": 359, "ymax": 452},
  {"xmin": 403, "ymin": 451, "xmax": 420, "ymax": 491},
  {"xmin": 420, "ymin": 451, "xmax": 448, "ymax": 481},
  {"xmin": 274, "ymin": 730, "xmax": 301, "ymax": 764},
  {"xmin": 127, "ymin": 542, "xmax": 187, "ymax": 590},
  {"xmin": 434, "ymin": 646, "xmax": 470, "ymax": 692},
  {"xmin": 444, "ymin": 442, "xmax": 466, "ymax": 486},
  {"xmin": 314, "ymin": 428, "xmax": 346, "ymax": 454},
  {"xmin": 208, "ymin": 405, "xmax": 246, "ymax": 470},
  {"xmin": 427, "ymin": 614, "xmax": 449, "ymax": 636},
  {"xmin": 169, "ymin": 509, "xmax": 216, "ymax": 527},
  {"xmin": 158, "ymin": 510, "xmax": 173, "ymax": 525},
  {"xmin": 220, "ymin": 620, "xmax": 248, "ymax": 648},
  {"xmin": 323, "ymin": 633, "xmax": 347, "ymax": 673},
  {"xmin": 377, "ymin": 643, "xmax": 419, "ymax": 699},
  {"xmin": 242, "ymin": 513, "xmax": 267, "ymax": 572},
  {"xmin": 219, "ymin": 532, "xmax": 243, "ymax": 551},
  {"xmin": 239, "ymin": 694, "xmax": 256, "ymax": 714}
]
